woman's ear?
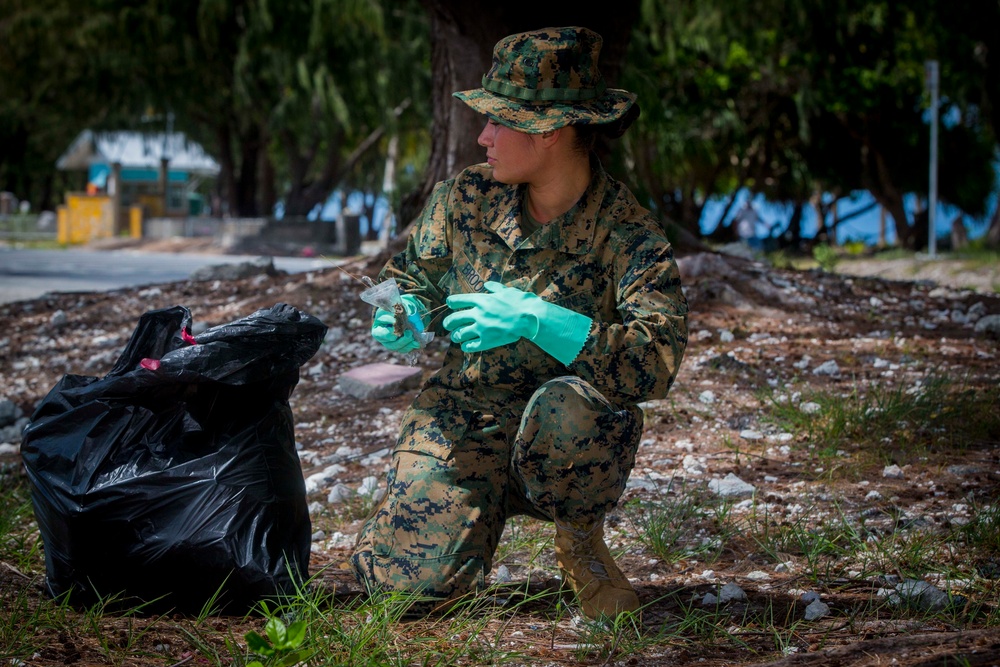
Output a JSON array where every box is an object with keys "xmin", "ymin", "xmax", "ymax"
[{"xmin": 539, "ymin": 128, "xmax": 562, "ymax": 147}]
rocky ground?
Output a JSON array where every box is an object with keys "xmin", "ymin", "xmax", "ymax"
[{"xmin": 1, "ymin": 242, "xmax": 999, "ymax": 666}]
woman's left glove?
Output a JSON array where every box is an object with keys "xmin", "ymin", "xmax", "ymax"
[
  {"xmin": 443, "ymin": 281, "xmax": 592, "ymax": 365},
  {"xmin": 371, "ymin": 294, "xmax": 429, "ymax": 352}
]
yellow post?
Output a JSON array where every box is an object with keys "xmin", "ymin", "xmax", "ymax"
[
  {"xmin": 57, "ymin": 206, "xmax": 69, "ymax": 244},
  {"xmin": 129, "ymin": 206, "xmax": 143, "ymax": 238}
]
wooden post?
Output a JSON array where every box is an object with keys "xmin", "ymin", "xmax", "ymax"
[
  {"xmin": 878, "ymin": 206, "xmax": 887, "ymax": 248},
  {"xmin": 111, "ymin": 162, "xmax": 123, "ymax": 236},
  {"xmin": 160, "ymin": 157, "xmax": 170, "ymax": 215}
]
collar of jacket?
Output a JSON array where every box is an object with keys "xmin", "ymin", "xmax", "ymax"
[{"xmin": 488, "ymin": 156, "xmax": 609, "ymax": 254}]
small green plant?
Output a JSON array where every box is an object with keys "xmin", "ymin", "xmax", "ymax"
[
  {"xmin": 742, "ymin": 501, "xmax": 860, "ymax": 581},
  {"xmin": 626, "ymin": 485, "xmax": 736, "ymax": 564},
  {"xmin": 959, "ymin": 503, "xmax": 1000, "ymax": 564},
  {"xmin": 246, "ymin": 607, "xmax": 309, "ymax": 667},
  {"xmin": 766, "ymin": 249, "xmax": 794, "ymax": 270},
  {"xmin": 841, "ymin": 238, "xmax": 868, "ymax": 255},
  {"xmin": 0, "ymin": 481, "xmax": 42, "ymax": 573},
  {"xmin": 812, "ymin": 243, "xmax": 840, "ymax": 272}
]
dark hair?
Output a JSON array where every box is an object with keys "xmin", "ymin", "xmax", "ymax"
[
  {"xmin": 571, "ymin": 101, "xmax": 641, "ymax": 154},
  {"xmin": 572, "ymin": 125, "xmax": 600, "ymax": 154}
]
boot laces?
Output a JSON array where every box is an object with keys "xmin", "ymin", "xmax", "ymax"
[{"xmin": 559, "ymin": 519, "xmax": 612, "ymax": 581}]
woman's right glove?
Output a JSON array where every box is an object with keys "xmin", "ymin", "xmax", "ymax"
[
  {"xmin": 443, "ymin": 281, "xmax": 592, "ymax": 365},
  {"xmin": 370, "ymin": 294, "xmax": 430, "ymax": 352}
]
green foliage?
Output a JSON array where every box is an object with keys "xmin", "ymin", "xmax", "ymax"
[
  {"xmin": 811, "ymin": 243, "xmax": 840, "ymax": 271},
  {"xmin": 3, "ymin": 0, "xmax": 998, "ymax": 245},
  {"xmin": 245, "ymin": 609, "xmax": 309, "ymax": 667},
  {"xmin": 626, "ymin": 0, "xmax": 999, "ymax": 245}
]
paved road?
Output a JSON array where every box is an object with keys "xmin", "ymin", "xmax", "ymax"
[{"xmin": 0, "ymin": 247, "xmax": 335, "ymax": 305}]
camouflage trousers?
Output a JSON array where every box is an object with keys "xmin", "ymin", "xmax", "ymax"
[{"xmin": 350, "ymin": 376, "xmax": 642, "ymax": 602}]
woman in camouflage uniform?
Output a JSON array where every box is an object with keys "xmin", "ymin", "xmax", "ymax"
[{"xmin": 351, "ymin": 26, "xmax": 689, "ymax": 620}]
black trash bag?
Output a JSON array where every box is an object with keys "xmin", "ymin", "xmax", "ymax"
[{"xmin": 20, "ymin": 302, "xmax": 328, "ymax": 614}]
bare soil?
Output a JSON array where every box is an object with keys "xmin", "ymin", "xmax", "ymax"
[{"xmin": 1, "ymin": 242, "xmax": 998, "ymax": 666}]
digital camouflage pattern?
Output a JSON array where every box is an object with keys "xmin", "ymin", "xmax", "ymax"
[
  {"xmin": 350, "ymin": 158, "xmax": 689, "ymax": 602},
  {"xmin": 453, "ymin": 26, "xmax": 637, "ymax": 134}
]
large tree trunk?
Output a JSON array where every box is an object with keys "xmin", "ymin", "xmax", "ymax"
[
  {"xmin": 865, "ymin": 150, "xmax": 915, "ymax": 249},
  {"xmin": 216, "ymin": 120, "xmax": 264, "ymax": 218},
  {"xmin": 398, "ymin": 0, "xmax": 641, "ymax": 240},
  {"xmin": 235, "ymin": 125, "xmax": 261, "ymax": 218}
]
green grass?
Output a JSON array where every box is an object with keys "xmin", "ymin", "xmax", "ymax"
[
  {"xmin": 758, "ymin": 374, "xmax": 1000, "ymax": 470},
  {"xmin": 626, "ymin": 485, "xmax": 736, "ymax": 565}
]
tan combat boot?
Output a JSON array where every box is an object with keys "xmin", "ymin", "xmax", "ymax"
[{"xmin": 553, "ymin": 516, "xmax": 640, "ymax": 619}]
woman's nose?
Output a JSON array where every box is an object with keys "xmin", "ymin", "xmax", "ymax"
[{"xmin": 478, "ymin": 123, "xmax": 494, "ymax": 147}]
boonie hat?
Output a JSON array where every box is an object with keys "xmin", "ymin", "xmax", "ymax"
[{"xmin": 453, "ymin": 26, "xmax": 638, "ymax": 135}]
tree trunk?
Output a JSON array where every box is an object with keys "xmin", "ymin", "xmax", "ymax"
[
  {"xmin": 879, "ymin": 194, "xmax": 912, "ymax": 249},
  {"xmin": 786, "ymin": 201, "xmax": 804, "ymax": 248},
  {"xmin": 400, "ymin": 0, "xmax": 641, "ymax": 241},
  {"xmin": 259, "ymin": 140, "xmax": 277, "ymax": 218},
  {"xmin": 878, "ymin": 205, "xmax": 887, "ymax": 248},
  {"xmin": 986, "ymin": 198, "xmax": 1000, "ymax": 248},
  {"xmin": 235, "ymin": 125, "xmax": 261, "ymax": 218},
  {"xmin": 216, "ymin": 124, "xmax": 237, "ymax": 218},
  {"xmin": 867, "ymin": 150, "xmax": 914, "ymax": 249}
]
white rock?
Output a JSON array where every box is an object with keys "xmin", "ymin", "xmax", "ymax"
[
  {"xmin": 708, "ymin": 473, "xmax": 755, "ymax": 498},
  {"xmin": 325, "ymin": 531, "xmax": 356, "ymax": 549},
  {"xmin": 812, "ymin": 360, "xmax": 840, "ymax": 376},
  {"xmin": 625, "ymin": 476, "xmax": 659, "ymax": 492},
  {"xmin": 357, "ymin": 476, "xmax": 381, "ymax": 496},
  {"xmin": 804, "ymin": 600, "xmax": 830, "ymax": 620},
  {"xmin": 882, "ymin": 464, "xmax": 904, "ymax": 479},
  {"xmin": 327, "ymin": 483, "xmax": 353, "ymax": 503},
  {"xmin": 719, "ymin": 583, "xmax": 747, "ymax": 603},
  {"xmin": 674, "ymin": 439, "xmax": 695, "ymax": 452},
  {"xmin": 682, "ymin": 455, "xmax": 707, "ymax": 475},
  {"xmin": 895, "ymin": 579, "xmax": 950, "ymax": 611}
]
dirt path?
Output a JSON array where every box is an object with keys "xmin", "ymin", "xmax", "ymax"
[{"xmin": 834, "ymin": 255, "xmax": 1000, "ymax": 295}]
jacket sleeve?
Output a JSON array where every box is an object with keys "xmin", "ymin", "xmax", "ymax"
[
  {"xmin": 569, "ymin": 224, "xmax": 689, "ymax": 403},
  {"xmin": 378, "ymin": 178, "xmax": 456, "ymax": 330}
]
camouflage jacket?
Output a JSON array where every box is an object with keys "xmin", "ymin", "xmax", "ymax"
[{"xmin": 380, "ymin": 158, "xmax": 688, "ymax": 414}]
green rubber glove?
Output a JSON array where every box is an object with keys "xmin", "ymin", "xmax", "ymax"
[
  {"xmin": 371, "ymin": 294, "xmax": 429, "ymax": 352},
  {"xmin": 443, "ymin": 281, "xmax": 592, "ymax": 365}
]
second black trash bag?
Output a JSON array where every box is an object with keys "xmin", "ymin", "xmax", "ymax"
[{"xmin": 20, "ymin": 302, "xmax": 328, "ymax": 614}]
